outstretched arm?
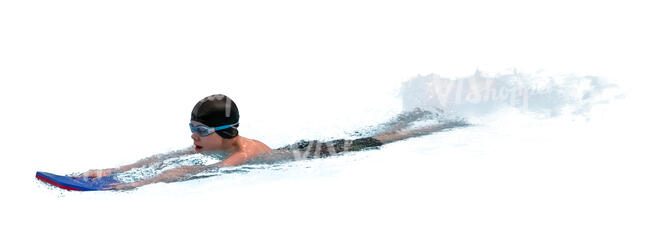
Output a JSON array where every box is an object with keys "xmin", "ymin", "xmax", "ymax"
[
  {"xmin": 110, "ymin": 152, "xmax": 249, "ymax": 190},
  {"xmin": 78, "ymin": 146, "xmax": 196, "ymax": 178},
  {"xmin": 110, "ymin": 164, "xmax": 208, "ymax": 190}
]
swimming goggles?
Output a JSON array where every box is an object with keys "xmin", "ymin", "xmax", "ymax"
[{"xmin": 189, "ymin": 122, "xmax": 238, "ymax": 137}]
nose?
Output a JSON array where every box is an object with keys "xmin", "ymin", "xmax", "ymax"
[{"xmin": 191, "ymin": 132, "xmax": 200, "ymax": 141}]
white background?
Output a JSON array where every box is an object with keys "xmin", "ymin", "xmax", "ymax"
[{"xmin": 1, "ymin": 0, "xmax": 648, "ymax": 240}]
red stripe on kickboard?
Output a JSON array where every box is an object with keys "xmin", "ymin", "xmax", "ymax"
[{"xmin": 36, "ymin": 174, "xmax": 83, "ymax": 191}]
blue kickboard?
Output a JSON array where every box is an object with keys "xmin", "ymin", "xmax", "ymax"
[{"xmin": 36, "ymin": 171, "xmax": 121, "ymax": 191}]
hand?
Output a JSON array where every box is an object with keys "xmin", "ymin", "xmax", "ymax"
[{"xmin": 76, "ymin": 168, "xmax": 117, "ymax": 178}]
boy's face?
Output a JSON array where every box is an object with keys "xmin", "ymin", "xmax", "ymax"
[{"xmin": 191, "ymin": 121, "xmax": 225, "ymax": 152}]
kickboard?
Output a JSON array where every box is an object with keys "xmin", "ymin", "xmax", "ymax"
[{"xmin": 36, "ymin": 171, "xmax": 121, "ymax": 191}]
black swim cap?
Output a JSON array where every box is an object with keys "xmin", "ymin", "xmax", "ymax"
[{"xmin": 191, "ymin": 94, "xmax": 240, "ymax": 139}]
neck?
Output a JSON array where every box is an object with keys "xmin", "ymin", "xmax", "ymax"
[{"xmin": 221, "ymin": 136, "xmax": 242, "ymax": 154}]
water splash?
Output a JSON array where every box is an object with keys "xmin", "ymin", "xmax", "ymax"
[
  {"xmin": 400, "ymin": 70, "xmax": 624, "ymax": 119},
  {"xmin": 87, "ymin": 70, "xmax": 624, "ymax": 185},
  {"xmin": 114, "ymin": 153, "xmax": 219, "ymax": 183}
]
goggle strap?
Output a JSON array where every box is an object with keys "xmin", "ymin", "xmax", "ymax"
[{"xmin": 212, "ymin": 122, "xmax": 239, "ymax": 131}]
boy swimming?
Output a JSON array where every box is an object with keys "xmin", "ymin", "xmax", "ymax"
[{"xmin": 79, "ymin": 94, "xmax": 466, "ymax": 190}]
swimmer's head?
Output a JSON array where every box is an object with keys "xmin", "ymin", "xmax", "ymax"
[{"xmin": 190, "ymin": 94, "xmax": 240, "ymax": 152}]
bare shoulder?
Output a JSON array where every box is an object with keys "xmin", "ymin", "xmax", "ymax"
[
  {"xmin": 251, "ymin": 138, "xmax": 272, "ymax": 152},
  {"xmin": 242, "ymin": 137, "xmax": 272, "ymax": 153}
]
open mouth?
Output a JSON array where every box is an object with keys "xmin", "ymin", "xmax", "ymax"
[{"xmin": 194, "ymin": 144, "xmax": 203, "ymax": 151}]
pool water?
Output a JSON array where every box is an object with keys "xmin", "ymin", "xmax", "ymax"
[{"xmin": 4, "ymin": 70, "xmax": 648, "ymax": 240}]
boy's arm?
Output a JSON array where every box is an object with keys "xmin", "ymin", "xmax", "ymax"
[
  {"xmin": 111, "ymin": 152, "xmax": 248, "ymax": 189},
  {"xmin": 79, "ymin": 146, "xmax": 196, "ymax": 177}
]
